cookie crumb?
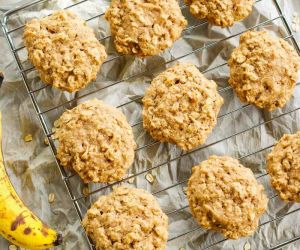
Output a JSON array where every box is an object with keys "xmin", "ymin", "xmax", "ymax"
[
  {"xmin": 24, "ymin": 134, "xmax": 33, "ymax": 142},
  {"xmin": 44, "ymin": 137, "xmax": 49, "ymax": 146},
  {"xmin": 244, "ymin": 242, "xmax": 251, "ymax": 250},
  {"xmin": 48, "ymin": 193, "xmax": 55, "ymax": 203},
  {"xmin": 82, "ymin": 187, "xmax": 90, "ymax": 197},
  {"xmin": 145, "ymin": 173, "xmax": 155, "ymax": 184},
  {"xmin": 126, "ymin": 174, "xmax": 135, "ymax": 184},
  {"xmin": 8, "ymin": 245, "xmax": 17, "ymax": 250}
]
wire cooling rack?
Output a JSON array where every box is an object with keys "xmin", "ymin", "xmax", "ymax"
[{"xmin": 1, "ymin": 0, "xmax": 300, "ymax": 249}]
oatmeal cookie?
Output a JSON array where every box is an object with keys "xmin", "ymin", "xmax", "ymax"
[
  {"xmin": 187, "ymin": 155, "xmax": 268, "ymax": 239},
  {"xmin": 267, "ymin": 131, "xmax": 300, "ymax": 202},
  {"xmin": 24, "ymin": 10, "xmax": 107, "ymax": 92},
  {"xmin": 105, "ymin": 0, "xmax": 187, "ymax": 57},
  {"xmin": 53, "ymin": 99, "xmax": 136, "ymax": 183},
  {"xmin": 184, "ymin": 0, "xmax": 254, "ymax": 27},
  {"xmin": 82, "ymin": 185, "xmax": 168, "ymax": 250},
  {"xmin": 142, "ymin": 63, "xmax": 223, "ymax": 151},
  {"xmin": 228, "ymin": 31, "xmax": 300, "ymax": 111}
]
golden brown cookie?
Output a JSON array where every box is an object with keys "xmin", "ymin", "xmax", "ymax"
[
  {"xmin": 24, "ymin": 10, "xmax": 107, "ymax": 92},
  {"xmin": 228, "ymin": 31, "xmax": 300, "ymax": 111},
  {"xmin": 187, "ymin": 155, "xmax": 268, "ymax": 239},
  {"xmin": 267, "ymin": 131, "xmax": 300, "ymax": 202},
  {"xmin": 82, "ymin": 185, "xmax": 168, "ymax": 250},
  {"xmin": 184, "ymin": 0, "xmax": 254, "ymax": 27},
  {"xmin": 142, "ymin": 63, "xmax": 223, "ymax": 151},
  {"xmin": 53, "ymin": 99, "xmax": 136, "ymax": 183},
  {"xmin": 105, "ymin": 0, "xmax": 187, "ymax": 57}
]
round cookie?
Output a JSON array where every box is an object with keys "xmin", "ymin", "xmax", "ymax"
[
  {"xmin": 187, "ymin": 155, "xmax": 268, "ymax": 239},
  {"xmin": 184, "ymin": 0, "xmax": 254, "ymax": 27},
  {"xmin": 24, "ymin": 10, "xmax": 107, "ymax": 92},
  {"xmin": 105, "ymin": 0, "xmax": 187, "ymax": 57},
  {"xmin": 267, "ymin": 131, "xmax": 300, "ymax": 202},
  {"xmin": 142, "ymin": 63, "xmax": 223, "ymax": 151},
  {"xmin": 82, "ymin": 185, "xmax": 168, "ymax": 250},
  {"xmin": 228, "ymin": 31, "xmax": 300, "ymax": 111},
  {"xmin": 53, "ymin": 99, "xmax": 136, "ymax": 183}
]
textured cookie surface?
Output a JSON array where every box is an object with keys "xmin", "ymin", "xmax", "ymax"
[
  {"xmin": 142, "ymin": 63, "xmax": 223, "ymax": 151},
  {"xmin": 184, "ymin": 0, "xmax": 254, "ymax": 27},
  {"xmin": 187, "ymin": 155, "xmax": 268, "ymax": 239},
  {"xmin": 105, "ymin": 0, "xmax": 187, "ymax": 57},
  {"xmin": 24, "ymin": 10, "xmax": 107, "ymax": 92},
  {"xmin": 82, "ymin": 186, "xmax": 168, "ymax": 250},
  {"xmin": 267, "ymin": 132, "xmax": 300, "ymax": 202},
  {"xmin": 228, "ymin": 31, "xmax": 300, "ymax": 111},
  {"xmin": 53, "ymin": 99, "xmax": 136, "ymax": 183}
]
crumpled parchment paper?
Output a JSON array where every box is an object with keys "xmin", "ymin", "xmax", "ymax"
[{"xmin": 0, "ymin": 0, "xmax": 300, "ymax": 249}]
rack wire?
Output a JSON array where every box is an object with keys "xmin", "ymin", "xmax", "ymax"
[{"xmin": 1, "ymin": 0, "xmax": 300, "ymax": 249}]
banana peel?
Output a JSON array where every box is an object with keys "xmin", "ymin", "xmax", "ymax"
[{"xmin": 0, "ymin": 112, "xmax": 63, "ymax": 249}]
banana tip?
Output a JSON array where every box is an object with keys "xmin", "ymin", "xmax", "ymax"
[{"xmin": 54, "ymin": 233, "xmax": 63, "ymax": 246}]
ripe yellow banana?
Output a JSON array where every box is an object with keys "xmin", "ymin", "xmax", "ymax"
[{"xmin": 0, "ymin": 112, "xmax": 62, "ymax": 249}]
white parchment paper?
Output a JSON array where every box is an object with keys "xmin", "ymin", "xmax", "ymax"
[{"xmin": 0, "ymin": 0, "xmax": 300, "ymax": 249}]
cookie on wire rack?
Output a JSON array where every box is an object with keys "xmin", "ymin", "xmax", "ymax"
[
  {"xmin": 228, "ymin": 30, "xmax": 300, "ymax": 111},
  {"xmin": 267, "ymin": 131, "xmax": 300, "ymax": 202},
  {"xmin": 23, "ymin": 10, "xmax": 107, "ymax": 92},
  {"xmin": 82, "ymin": 185, "xmax": 168, "ymax": 250},
  {"xmin": 184, "ymin": 0, "xmax": 254, "ymax": 27},
  {"xmin": 105, "ymin": 0, "xmax": 187, "ymax": 57},
  {"xmin": 187, "ymin": 155, "xmax": 268, "ymax": 239},
  {"xmin": 142, "ymin": 63, "xmax": 223, "ymax": 151},
  {"xmin": 53, "ymin": 99, "xmax": 136, "ymax": 183}
]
